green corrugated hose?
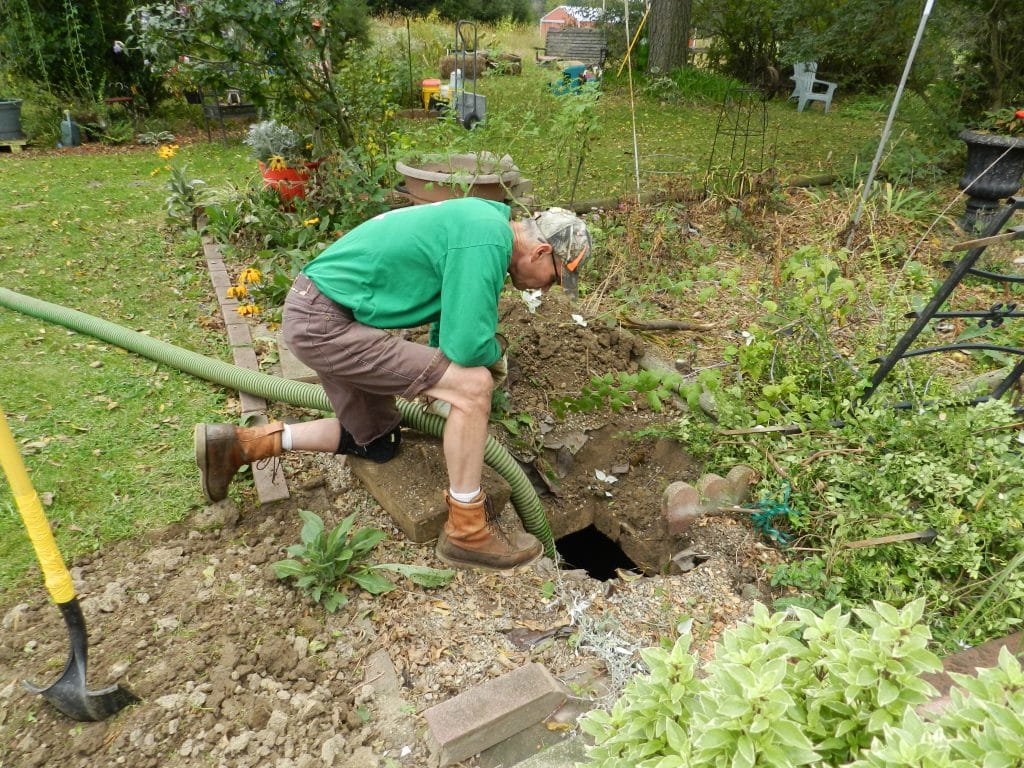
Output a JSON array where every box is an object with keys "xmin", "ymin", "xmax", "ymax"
[{"xmin": 0, "ymin": 288, "xmax": 555, "ymax": 557}]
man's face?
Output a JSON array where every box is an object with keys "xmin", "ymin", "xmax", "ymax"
[{"xmin": 509, "ymin": 232, "xmax": 560, "ymax": 290}]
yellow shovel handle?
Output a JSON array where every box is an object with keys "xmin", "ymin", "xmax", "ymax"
[{"xmin": 0, "ymin": 408, "xmax": 75, "ymax": 604}]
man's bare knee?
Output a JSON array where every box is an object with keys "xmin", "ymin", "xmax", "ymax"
[{"xmin": 460, "ymin": 367, "xmax": 494, "ymax": 411}]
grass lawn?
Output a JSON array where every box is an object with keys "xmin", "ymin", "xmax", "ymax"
[
  {"xmin": 394, "ymin": 57, "xmax": 891, "ymax": 205},
  {"xmin": 0, "ymin": 141, "xmax": 253, "ymax": 594}
]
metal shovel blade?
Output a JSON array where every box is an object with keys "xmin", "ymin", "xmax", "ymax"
[{"xmin": 23, "ymin": 598, "xmax": 138, "ymax": 721}]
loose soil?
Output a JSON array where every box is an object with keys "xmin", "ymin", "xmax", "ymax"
[{"xmin": 0, "ymin": 275, "xmax": 777, "ymax": 767}]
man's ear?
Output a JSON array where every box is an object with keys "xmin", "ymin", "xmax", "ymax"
[{"xmin": 533, "ymin": 241, "xmax": 553, "ymax": 261}]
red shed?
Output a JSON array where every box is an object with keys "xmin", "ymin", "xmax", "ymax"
[{"xmin": 539, "ymin": 5, "xmax": 604, "ymax": 37}]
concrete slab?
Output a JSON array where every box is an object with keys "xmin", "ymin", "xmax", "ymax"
[
  {"xmin": 347, "ymin": 432, "xmax": 512, "ymax": 543},
  {"xmin": 277, "ymin": 328, "xmax": 319, "ymax": 383},
  {"xmin": 226, "ymin": 321, "xmax": 252, "ymax": 349},
  {"xmin": 363, "ymin": 650, "xmax": 418, "ymax": 754},
  {"xmin": 239, "ymin": 391, "xmax": 268, "ymax": 415},
  {"xmin": 512, "ymin": 736, "xmax": 589, "ymax": 768},
  {"xmin": 424, "ymin": 662, "xmax": 571, "ymax": 766},
  {"xmin": 478, "ymin": 695, "xmax": 594, "ymax": 768},
  {"xmin": 210, "ymin": 270, "xmax": 233, "ymax": 290},
  {"xmin": 232, "ymin": 345, "xmax": 259, "ymax": 371}
]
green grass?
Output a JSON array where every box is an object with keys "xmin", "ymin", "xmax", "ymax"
[
  {"xmin": 387, "ymin": 17, "xmax": 895, "ymax": 205},
  {"xmin": 0, "ymin": 141, "xmax": 252, "ymax": 596}
]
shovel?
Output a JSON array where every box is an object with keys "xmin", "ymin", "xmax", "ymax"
[{"xmin": 0, "ymin": 408, "xmax": 138, "ymax": 721}]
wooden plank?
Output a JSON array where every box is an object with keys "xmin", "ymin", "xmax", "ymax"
[{"xmin": 0, "ymin": 138, "xmax": 29, "ymax": 153}]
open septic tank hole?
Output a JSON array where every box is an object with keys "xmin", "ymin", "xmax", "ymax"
[{"xmin": 556, "ymin": 525, "xmax": 640, "ymax": 581}]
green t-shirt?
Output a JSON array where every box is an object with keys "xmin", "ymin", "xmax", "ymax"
[{"xmin": 302, "ymin": 198, "xmax": 511, "ymax": 368}]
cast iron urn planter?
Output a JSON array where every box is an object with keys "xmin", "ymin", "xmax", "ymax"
[{"xmin": 958, "ymin": 129, "xmax": 1024, "ymax": 232}]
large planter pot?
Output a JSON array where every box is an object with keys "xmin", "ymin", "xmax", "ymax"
[
  {"xmin": 394, "ymin": 152, "xmax": 521, "ymax": 205},
  {"xmin": 958, "ymin": 129, "xmax": 1024, "ymax": 232},
  {"xmin": 257, "ymin": 160, "xmax": 312, "ymax": 206},
  {"xmin": 0, "ymin": 99, "xmax": 26, "ymax": 140}
]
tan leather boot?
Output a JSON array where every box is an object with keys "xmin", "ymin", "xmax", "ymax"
[
  {"xmin": 194, "ymin": 422, "xmax": 285, "ymax": 502},
  {"xmin": 436, "ymin": 492, "xmax": 543, "ymax": 571}
]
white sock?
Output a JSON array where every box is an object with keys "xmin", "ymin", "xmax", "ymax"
[
  {"xmin": 449, "ymin": 487, "xmax": 481, "ymax": 503},
  {"xmin": 281, "ymin": 424, "xmax": 292, "ymax": 451}
]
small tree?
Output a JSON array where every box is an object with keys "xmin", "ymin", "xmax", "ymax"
[
  {"xmin": 129, "ymin": 0, "xmax": 372, "ymax": 149},
  {"xmin": 694, "ymin": 0, "xmax": 780, "ymax": 84}
]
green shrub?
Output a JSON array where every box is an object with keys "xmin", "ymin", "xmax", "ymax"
[{"xmin": 581, "ymin": 599, "xmax": 1024, "ymax": 768}]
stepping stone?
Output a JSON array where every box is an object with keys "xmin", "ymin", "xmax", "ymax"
[
  {"xmin": 276, "ymin": 328, "xmax": 318, "ymax": 383},
  {"xmin": 347, "ymin": 432, "xmax": 512, "ymax": 543},
  {"xmin": 511, "ymin": 736, "xmax": 590, "ymax": 768}
]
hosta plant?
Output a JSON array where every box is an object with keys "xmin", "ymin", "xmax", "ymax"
[{"xmin": 580, "ymin": 599, "xmax": 1023, "ymax": 768}]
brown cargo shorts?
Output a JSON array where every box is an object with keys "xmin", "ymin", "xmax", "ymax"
[{"xmin": 282, "ymin": 273, "xmax": 450, "ymax": 445}]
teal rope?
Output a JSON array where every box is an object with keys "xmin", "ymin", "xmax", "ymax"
[{"xmin": 747, "ymin": 481, "xmax": 799, "ymax": 545}]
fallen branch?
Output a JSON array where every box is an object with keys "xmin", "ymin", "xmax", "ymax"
[
  {"xmin": 621, "ymin": 316, "xmax": 715, "ymax": 332},
  {"xmin": 719, "ymin": 424, "xmax": 805, "ymax": 436},
  {"xmin": 798, "ymin": 447, "xmax": 866, "ymax": 468},
  {"xmin": 843, "ymin": 528, "xmax": 937, "ymax": 549}
]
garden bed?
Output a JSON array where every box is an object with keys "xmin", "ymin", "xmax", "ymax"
[{"xmin": 0, "ymin": 276, "xmax": 772, "ymax": 767}]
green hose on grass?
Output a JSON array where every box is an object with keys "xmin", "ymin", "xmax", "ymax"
[{"xmin": 0, "ymin": 288, "xmax": 555, "ymax": 558}]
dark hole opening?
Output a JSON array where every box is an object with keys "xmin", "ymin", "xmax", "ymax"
[{"xmin": 556, "ymin": 525, "xmax": 639, "ymax": 581}]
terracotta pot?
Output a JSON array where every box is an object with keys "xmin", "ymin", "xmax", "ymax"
[
  {"xmin": 257, "ymin": 161, "xmax": 311, "ymax": 205},
  {"xmin": 394, "ymin": 152, "xmax": 520, "ymax": 205},
  {"xmin": 958, "ymin": 129, "xmax": 1024, "ymax": 232}
]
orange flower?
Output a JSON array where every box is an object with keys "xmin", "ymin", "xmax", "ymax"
[{"xmin": 236, "ymin": 304, "xmax": 261, "ymax": 316}]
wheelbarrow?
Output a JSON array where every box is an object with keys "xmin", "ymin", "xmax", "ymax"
[{"xmin": 0, "ymin": 407, "xmax": 138, "ymax": 720}]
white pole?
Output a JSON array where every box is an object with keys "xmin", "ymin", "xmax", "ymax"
[
  {"xmin": 624, "ymin": 0, "xmax": 642, "ymax": 199},
  {"xmin": 846, "ymin": 0, "xmax": 935, "ymax": 249}
]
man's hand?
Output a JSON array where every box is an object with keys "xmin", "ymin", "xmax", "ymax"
[{"xmin": 489, "ymin": 333, "xmax": 509, "ymax": 389}]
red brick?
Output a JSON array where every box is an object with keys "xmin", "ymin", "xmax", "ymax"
[{"xmin": 424, "ymin": 663, "xmax": 570, "ymax": 766}]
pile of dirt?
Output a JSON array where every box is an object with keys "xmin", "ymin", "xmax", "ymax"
[{"xmin": 0, "ymin": 285, "xmax": 778, "ymax": 767}]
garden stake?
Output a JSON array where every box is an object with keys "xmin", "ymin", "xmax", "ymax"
[
  {"xmin": 0, "ymin": 408, "xmax": 138, "ymax": 721},
  {"xmin": 843, "ymin": 528, "xmax": 937, "ymax": 549},
  {"xmin": 950, "ymin": 224, "xmax": 1024, "ymax": 251}
]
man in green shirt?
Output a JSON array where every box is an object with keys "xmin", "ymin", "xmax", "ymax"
[{"xmin": 195, "ymin": 198, "xmax": 591, "ymax": 571}]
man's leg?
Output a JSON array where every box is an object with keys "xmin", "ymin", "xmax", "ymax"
[
  {"xmin": 287, "ymin": 419, "xmax": 340, "ymax": 452},
  {"xmin": 425, "ymin": 364, "xmax": 542, "ymax": 570},
  {"xmin": 423, "ymin": 363, "xmax": 493, "ymax": 494}
]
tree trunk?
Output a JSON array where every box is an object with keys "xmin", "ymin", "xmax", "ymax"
[
  {"xmin": 647, "ymin": 0, "xmax": 692, "ymax": 75},
  {"xmin": 984, "ymin": 0, "xmax": 1007, "ymax": 107}
]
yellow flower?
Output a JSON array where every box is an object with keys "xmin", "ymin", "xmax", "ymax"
[
  {"xmin": 268, "ymin": 155, "xmax": 288, "ymax": 171},
  {"xmin": 226, "ymin": 284, "xmax": 248, "ymax": 299},
  {"xmin": 150, "ymin": 168, "xmax": 160, "ymax": 176},
  {"xmin": 157, "ymin": 144, "xmax": 178, "ymax": 160},
  {"xmin": 302, "ymin": 217, "xmax": 320, "ymax": 227},
  {"xmin": 236, "ymin": 304, "xmax": 261, "ymax": 316},
  {"xmin": 239, "ymin": 268, "xmax": 262, "ymax": 285}
]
